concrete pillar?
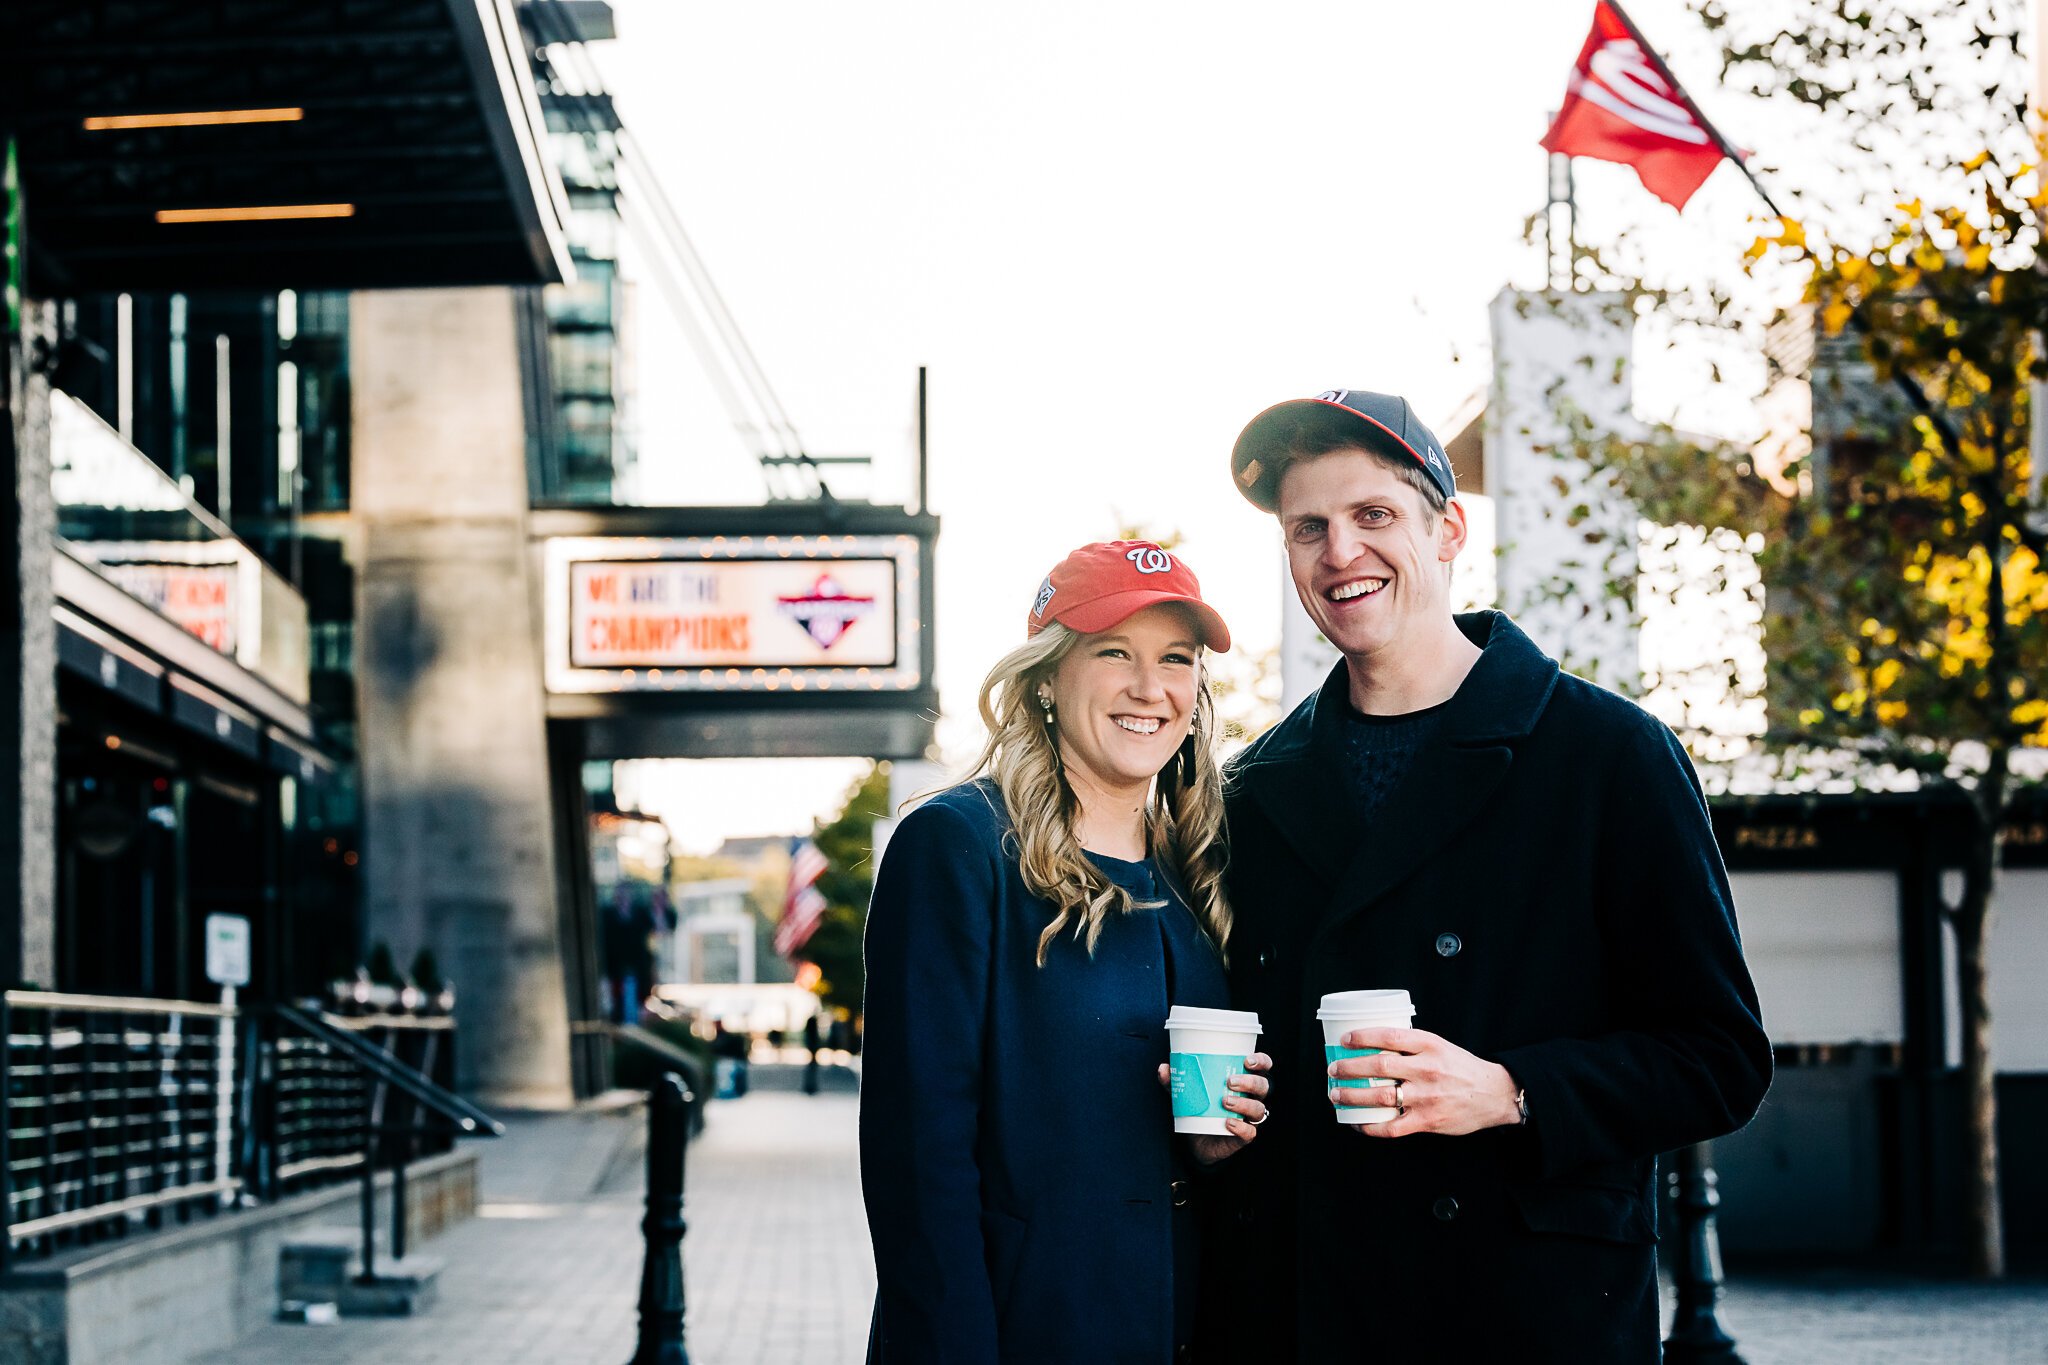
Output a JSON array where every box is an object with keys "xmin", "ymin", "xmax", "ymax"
[
  {"xmin": 1486, "ymin": 289, "xmax": 1642, "ymax": 694},
  {"xmin": 351, "ymin": 288, "xmax": 573, "ymax": 1107},
  {"xmin": 4, "ymin": 302, "xmax": 57, "ymax": 989}
]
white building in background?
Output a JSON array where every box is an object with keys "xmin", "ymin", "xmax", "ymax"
[{"xmin": 660, "ymin": 877, "xmax": 757, "ymax": 985}]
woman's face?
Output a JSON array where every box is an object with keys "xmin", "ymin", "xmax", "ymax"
[{"xmin": 1045, "ymin": 603, "xmax": 1201, "ymax": 796}]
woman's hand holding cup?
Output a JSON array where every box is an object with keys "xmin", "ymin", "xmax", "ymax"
[{"xmin": 1156, "ymin": 1053, "xmax": 1272, "ymax": 1164}]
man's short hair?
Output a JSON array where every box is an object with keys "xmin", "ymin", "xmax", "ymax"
[{"xmin": 1266, "ymin": 405, "xmax": 1449, "ymax": 519}]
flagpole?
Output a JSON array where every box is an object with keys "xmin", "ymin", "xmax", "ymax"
[{"xmin": 1546, "ymin": 115, "xmax": 1578, "ymax": 291}]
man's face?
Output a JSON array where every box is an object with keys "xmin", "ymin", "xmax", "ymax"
[{"xmin": 1276, "ymin": 449, "xmax": 1468, "ymax": 668}]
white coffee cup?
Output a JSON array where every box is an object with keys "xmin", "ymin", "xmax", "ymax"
[
  {"xmin": 1318, "ymin": 989, "xmax": 1415, "ymax": 1125},
  {"xmin": 1163, "ymin": 1005, "xmax": 1262, "ymax": 1135}
]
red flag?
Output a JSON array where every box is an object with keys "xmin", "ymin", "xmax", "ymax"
[{"xmin": 1540, "ymin": 2, "xmax": 1729, "ymax": 210}]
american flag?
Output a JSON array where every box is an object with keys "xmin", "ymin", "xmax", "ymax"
[{"xmin": 774, "ymin": 838, "xmax": 830, "ymax": 957}]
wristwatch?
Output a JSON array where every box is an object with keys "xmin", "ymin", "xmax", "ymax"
[{"xmin": 1514, "ymin": 1087, "xmax": 1530, "ymax": 1126}]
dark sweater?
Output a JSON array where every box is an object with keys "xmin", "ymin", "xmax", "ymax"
[{"xmin": 1340, "ymin": 699, "xmax": 1450, "ymax": 823}]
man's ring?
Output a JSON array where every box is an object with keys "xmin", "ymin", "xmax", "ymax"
[
  {"xmin": 1248, "ymin": 1108, "xmax": 1269, "ymax": 1126},
  {"xmin": 1393, "ymin": 1081, "xmax": 1406, "ymax": 1115}
]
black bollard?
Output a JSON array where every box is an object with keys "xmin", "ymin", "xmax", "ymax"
[
  {"xmin": 1663, "ymin": 1141, "xmax": 1745, "ymax": 1364},
  {"xmin": 628, "ymin": 1073, "xmax": 693, "ymax": 1365}
]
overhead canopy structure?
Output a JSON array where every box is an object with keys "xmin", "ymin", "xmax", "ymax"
[{"xmin": 2, "ymin": 0, "xmax": 572, "ymax": 292}]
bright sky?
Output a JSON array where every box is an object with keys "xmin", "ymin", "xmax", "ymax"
[{"xmin": 592, "ymin": 0, "xmax": 1786, "ymax": 851}]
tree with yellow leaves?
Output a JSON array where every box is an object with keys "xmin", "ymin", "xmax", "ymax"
[
  {"xmin": 1542, "ymin": 0, "xmax": 2048, "ymax": 1280},
  {"xmin": 1762, "ymin": 183, "xmax": 2045, "ymax": 1282},
  {"xmin": 1564, "ymin": 167, "xmax": 2046, "ymax": 1284}
]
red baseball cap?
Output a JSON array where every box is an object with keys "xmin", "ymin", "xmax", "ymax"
[{"xmin": 1026, "ymin": 541, "xmax": 1231, "ymax": 651}]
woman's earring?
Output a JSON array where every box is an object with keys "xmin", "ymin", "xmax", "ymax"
[{"xmin": 1037, "ymin": 692, "xmax": 1054, "ymax": 725}]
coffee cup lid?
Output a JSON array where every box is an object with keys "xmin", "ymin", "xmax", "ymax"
[
  {"xmin": 1315, "ymin": 989, "xmax": 1414, "ymax": 1021},
  {"xmin": 1163, "ymin": 1005, "xmax": 1261, "ymax": 1033}
]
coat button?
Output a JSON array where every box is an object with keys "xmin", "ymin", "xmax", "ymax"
[
  {"xmin": 1257, "ymin": 949, "xmax": 1272, "ymax": 968},
  {"xmin": 1170, "ymin": 1180, "xmax": 1191, "ymax": 1208},
  {"xmin": 1435, "ymin": 932, "xmax": 1462, "ymax": 958},
  {"xmin": 1432, "ymin": 1196, "xmax": 1460, "ymax": 1222}
]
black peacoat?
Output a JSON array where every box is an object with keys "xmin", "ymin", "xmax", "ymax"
[{"xmin": 1199, "ymin": 611, "xmax": 1770, "ymax": 1365}]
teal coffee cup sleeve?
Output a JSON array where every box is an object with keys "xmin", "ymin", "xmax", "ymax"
[
  {"xmin": 1325, "ymin": 1044, "xmax": 1395, "ymax": 1111},
  {"xmin": 1169, "ymin": 1052, "xmax": 1244, "ymax": 1118}
]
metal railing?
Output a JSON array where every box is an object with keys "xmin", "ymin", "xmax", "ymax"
[
  {"xmin": 261, "ymin": 1012, "xmax": 461, "ymax": 1195},
  {"xmin": 3, "ymin": 992, "xmax": 493, "ymax": 1273},
  {"xmin": 0, "ymin": 991, "xmax": 242, "ymax": 1271},
  {"xmin": 268, "ymin": 1005, "xmax": 500, "ymax": 1278}
]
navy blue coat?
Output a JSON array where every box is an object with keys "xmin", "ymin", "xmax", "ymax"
[
  {"xmin": 1201, "ymin": 612, "xmax": 1771, "ymax": 1364},
  {"xmin": 861, "ymin": 780, "xmax": 1230, "ymax": 1365}
]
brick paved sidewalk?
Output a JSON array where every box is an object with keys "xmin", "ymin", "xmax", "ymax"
[
  {"xmin": 1715, "ymin": 1271, "xmax": 2048, "ymax": 1365},
  {"xmin": 191, "ymin": 1065, "xmax": 2048, "ymax": 1365},
  {"xmin": 194, "ymin": 1065, "xmax": 872, "ymax": 1365}
]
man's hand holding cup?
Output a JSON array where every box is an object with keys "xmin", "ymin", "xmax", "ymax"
[{"xmin": 1328, "ymin": 1026, "xmax": 1523, "ymax": 1139}]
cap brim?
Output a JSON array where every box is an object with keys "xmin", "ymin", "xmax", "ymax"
[
  {"xmin": 1231, "ymin": 398, "xmax": 1432, "ymax": 511},
  {"xmin": 1056, "ymin": 590, "xmax": 1232, "ymax": 652}
]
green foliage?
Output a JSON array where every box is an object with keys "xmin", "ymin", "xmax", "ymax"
[
  {"xmin": 792, "ymin": 763, "xmax": 893, "ymax": 1015},
  {"xmin": 1565, "ymin": 167, "xmax": 2048, "ymax": 779}
]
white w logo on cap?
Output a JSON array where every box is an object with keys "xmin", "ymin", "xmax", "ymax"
[{"xmin": 1126, "ymin": 546, "xmax": 1173, "ymax": 574}]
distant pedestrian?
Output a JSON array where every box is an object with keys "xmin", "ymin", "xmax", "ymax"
[
  {"xmin": 603, "ymin": 883, "xmax": 658, "ymax": 1024},
  {"xmin": 861, "ymin": 542, "xmax": 1268, "ymax": 1364},
  {"xmin": 801, "ymin": 1013, "xmax": 822, "ymax": 1095},
  {"xmin": 710, "ymin": 1020, "xmax": 749, "ymax": 1100}
]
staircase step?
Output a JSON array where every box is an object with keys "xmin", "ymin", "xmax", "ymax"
[
  {"xmin": 280, "ymin": 1229, "xmax": 442, "ymax": 1318},
  {"xmin": 337, "ymin": 1255, "xmax": 444, "ymax": 1317}
]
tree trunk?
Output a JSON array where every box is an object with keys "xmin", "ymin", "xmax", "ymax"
[{"xmin": 1951, "ymin": 812, "xmax": 2005, "ymax": 1279}]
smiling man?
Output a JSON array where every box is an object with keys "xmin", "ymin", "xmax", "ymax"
[{"xmin": 1199, "ymin": 391, "xmax": 1771, "ymax": 1363}]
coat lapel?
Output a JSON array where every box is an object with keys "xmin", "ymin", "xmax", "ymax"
[
  {"xmin": 1317, "ymin": 612, "xmax": 1561, "ymax": 934},
  {"xmin": 1230, "ymin": 665, "xmax": 1355, "ymax": 889}
]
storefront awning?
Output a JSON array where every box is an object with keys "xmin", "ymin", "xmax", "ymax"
[{"xmin": 2, "ymin": 0, "xmax": 572, "ymax": 292}]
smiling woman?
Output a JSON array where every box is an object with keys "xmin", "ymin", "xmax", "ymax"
[{"xmin": 858, "ymin": 539, "xmax": 1274, "ymax": 1365}]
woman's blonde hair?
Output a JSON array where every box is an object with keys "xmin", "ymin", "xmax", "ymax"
[{"xmin": 954, "ymin": 620, "xmax": 1231, "ymax": 966}]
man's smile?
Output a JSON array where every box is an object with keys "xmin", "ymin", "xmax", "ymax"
[{"xmin": 1326, "ymin": 577, "xmax": 1388, "ymax": 603}]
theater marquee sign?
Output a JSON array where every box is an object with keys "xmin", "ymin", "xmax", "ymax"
[{"xmin": 542, "ymin": 534, "xmax": 923, "ymax": 693}]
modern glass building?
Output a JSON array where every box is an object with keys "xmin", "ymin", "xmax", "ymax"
[{"xmin": 1, "ymin": 0, "xmax": 574, "ymax": 1012}]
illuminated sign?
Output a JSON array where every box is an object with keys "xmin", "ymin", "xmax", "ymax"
[
  {"xmin": 97, "ymin": 560, "xmax": 239, "ymax": 654},
  {"xmin": 544, "ymin": 535, "xmax": 923, "ymax": 693},
  {"xmin": 570, "ymin": 559, "xmax": 895, "ymax": 668}
]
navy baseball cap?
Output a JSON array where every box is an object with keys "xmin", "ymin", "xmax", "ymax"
[{"xmin": 1231, "ymin": 389, "xmax": 1456, "ymax": 511}]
